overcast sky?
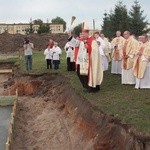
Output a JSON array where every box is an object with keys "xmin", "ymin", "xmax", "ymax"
[{"xmin": 0, "ymin": 0, "xmax": 149, "ymax": 29}]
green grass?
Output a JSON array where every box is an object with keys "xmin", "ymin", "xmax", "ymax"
[
  {"xmin": 0, "ymin": 96, "xmax": 16, "ymax": 106},
  {"xmin": 0, "ymin": 58, "xmax": 18, "ymax": 64},
  {"xmin": 18, "ymin": 50, "xmax": 150, "ymax": 133},
  {"xmin": 19, "ymin": 50, "xmax": 67, "ymax": 74},
  {"xmin": 0, "ymin": 52, "xmax": 19, "ymax": 67}
]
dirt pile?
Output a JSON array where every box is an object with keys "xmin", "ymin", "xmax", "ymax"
[
  {"xmin": 0, "ymin": 62, "xmax": 16, "ymax": 69},
  {"xmin": 2, "ymin": 73, "xmax": 150, "ymax": 150},
  {"xmin": 0, "ymin": 33, "xmax": 68, "ymax": 53}
]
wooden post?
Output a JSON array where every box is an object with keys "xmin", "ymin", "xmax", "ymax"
[{"xmin": 5, "ymin": 140, "xmax": 10, "ymax": 150}]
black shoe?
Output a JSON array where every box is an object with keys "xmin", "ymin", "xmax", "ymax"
[{"xmin": 83, "ymin": 88, "xmax": 92, "ymax": 93}]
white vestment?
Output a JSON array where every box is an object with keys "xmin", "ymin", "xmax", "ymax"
[
  {"xmin": 135, "ymin": 62, "xmax": 150, "ymax": 89},
  {"xmin": 121, "ymin": 37, "xmax": 138, "ymax": 85},
  {"xmin": 97, "ymin": 38, "xmax": 108, "ymax": 71},
  {"xmin": 111, "ymin": 37, "xmax": 124, "ymax": 74},
  {"xmin": 101, "ymin": 56, "xmax": 108, "ymax": 71},
  {"xmin": 122, "ymin": 68, "xmax": 135, "ymax": 84},
  {"xmin": 111, "ymin": 60, "xmax": 122, "ymax": 74},
  {"xmin": 64, "ymin": 42, "xmax": 74, "ymax": 62}
]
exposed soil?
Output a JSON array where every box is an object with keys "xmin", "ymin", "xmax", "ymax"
[
  {"xmin": 1, "ymin": 73, "xmax": 150, "ymax": 150},
  {"xmin": 12, "ymin": 96, "xmax": 95, "ymax": 150},
  {"xmin": 0, "ymin": 62, "xmax": 15, "ymax": 69},
  {"xmin": 0, "ymin": 33, "xmax": 68, "ymax": 53},
  {"xmin": 0, "ymin": 74, "xmax": 12, "ymax": 95}
]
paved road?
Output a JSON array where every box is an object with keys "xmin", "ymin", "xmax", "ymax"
[{"xmin": 0, "ymin": 106, "xmax": 12, "ymax": 150}]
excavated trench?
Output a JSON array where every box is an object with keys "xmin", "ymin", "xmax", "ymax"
[
  {"xmin": 1, "ymin": 71, "xmax": 150, "ymax": 150},
  {"xmin": 0, "ymin": 61, "xmax": 15, "ymax": 150}
]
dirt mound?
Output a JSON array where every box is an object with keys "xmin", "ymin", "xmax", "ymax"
[
  {"xmin": 0, "ymin": 33, "xmax": 68, "ymax": 53},
  {"xmin": 2, "ymin": 73, "xmax": 150, "ymax": 150},
  {"xmin": 0, "ymin": 61, "xmax": 16, "ymax": 69}
]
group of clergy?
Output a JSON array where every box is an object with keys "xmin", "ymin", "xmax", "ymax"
[
  {"xmin": 66, "ymin": 25, "xmax": 150, "ymax": 92},
  {"xmin": 111, "ymin": 31, "xmax": 150, "ymax": 89}
]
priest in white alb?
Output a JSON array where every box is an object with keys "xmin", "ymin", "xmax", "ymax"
[
  {"xmin": 121, "ymin": 31, "xmax": 138, "ymax": 84},
  {"xmin": 133, "ymin": 34, "xmax": 150, "ymax": 89},
  {"xmin": 94, "ymin": 32, "xmax": 108, "ymax": 71},
  {"xmin": 111, "ymin": 31, "xmax": 125, "ymax": 74}
]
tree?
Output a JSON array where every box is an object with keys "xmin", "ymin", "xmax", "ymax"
[
  {"xmin": 129, "ymin": 0, "xmax": 149, "ymax": 36},
  {"xmin": 37, "ymin": 23, "xmax": 50, "ymax": 34},
  {"xmin": 33, "ymin": 19, "xmax": 43, "ymax": 25},
  {"xmin": 102, "ymin": 1, "xmax": 130, "ymax": 38},
  {"xmin": 25, "ymin": 18, "xmax": 34, "ymax": 34},
  {"xmin": 101, "ymin": 11, "xmax": 113, "ymax": 38},
  {"xmin": 111, "ymin": 1, "xmax": 130, "ymax": 36},
  {"xmin": 29, "ymin": 22, "xmax": 34, "ymax": 34},
  {"xmin": 33, "ymin": 19, "xmax": 50, "ymax": 34},
  {"xmin": 51, "ymin": 16, "xmax": 66, "ymax": 31},
  {"xmin": 73, "ymin": 23, "xmax": 82, "ymax": 36}
]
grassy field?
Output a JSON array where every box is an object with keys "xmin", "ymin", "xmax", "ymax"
[{"xmin": 16, "ymin": 50, "xmax": 150, "ymax": 133}]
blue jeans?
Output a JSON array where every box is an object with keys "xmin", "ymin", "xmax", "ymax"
[
  {"xmin": 25, "ymin": 55, "xmax": 32, "ymax": 70},
  {"xmin": 53, "ymin": 60, "xmax": 59, "ymax": 69}
]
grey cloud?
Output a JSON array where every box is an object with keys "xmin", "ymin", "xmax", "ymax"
[{"xmin": 0, "ymin": 0, "xmax": 149, "ymax": 26}]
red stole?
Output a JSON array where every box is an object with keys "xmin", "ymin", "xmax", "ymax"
[
  {"xmin": 86, "ymin": 37, "xmax": 94, "ymax": 72},
  {"xmin": 86, "ymin": 36, "xmax": 93, "ymax": 55},
  {"xmin": 74, "ymin": 47, "xmax": 79, "ymax": 71}
]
